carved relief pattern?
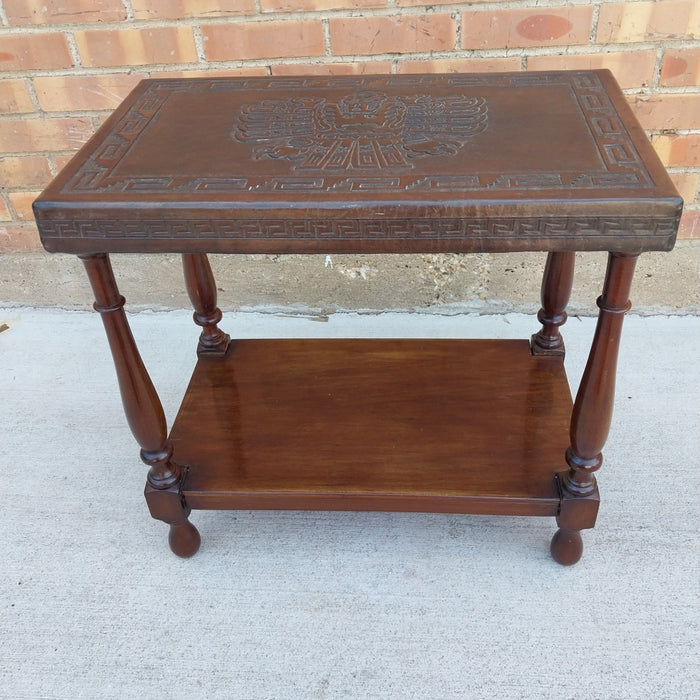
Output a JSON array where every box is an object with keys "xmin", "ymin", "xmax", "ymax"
[
  {"xmin": 42, "ymin": 74, "xmax": 678, "ymax": 247},
  {"xmin": 61, "ymin": 73, "xmax": 653, "ymax": 195},
  {"xmin": 232, "ymin": 92, "xmax": 489, "ymax": 170},
  {"xmin": 40, "ymin": 216, "xmax": 680, "ymax": 245}
]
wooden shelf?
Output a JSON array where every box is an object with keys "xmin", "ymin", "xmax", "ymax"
[{"xmin": 170, "ymin": 339, "xmax": 571, "ymax": 516}]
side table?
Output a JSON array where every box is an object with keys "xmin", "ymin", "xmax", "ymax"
[{"xmin": 34, "ymin": 71, "xmax": 681, "ymax": 564}]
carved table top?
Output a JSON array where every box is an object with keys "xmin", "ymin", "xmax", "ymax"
[{"xmin": 34, "ymin": 70, "xmax": 681, "ymax": 255}]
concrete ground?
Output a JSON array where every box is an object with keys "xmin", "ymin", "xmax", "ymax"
[{"xmin": 1, "ymin": 307, "xmax": 698, "ymax": 699}]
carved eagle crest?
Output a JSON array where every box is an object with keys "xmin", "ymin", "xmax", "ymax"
[{"xmin": 232, "ymin": 91, "xmax": 488, "ymax": 171}]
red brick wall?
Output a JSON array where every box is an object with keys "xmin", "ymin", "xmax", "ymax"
[{"xmin": 1, "ymin": 0, "xmax": 698, "ymax": 251}]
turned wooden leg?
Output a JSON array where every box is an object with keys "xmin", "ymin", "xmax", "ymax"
[
  {"xmin": 80, "ymin": 253, "xmax": 200, "ymax": 557},
  {"xmin": 531, "ymin": 251, "xmax": 576, "ymax": 356},
  {"xmin": 182, "ymin": 253, "xmax": 230, "ymax": 357},
  {"xmin": 551, "ymin": 252, "xmax": 638, "ymax": 565}
]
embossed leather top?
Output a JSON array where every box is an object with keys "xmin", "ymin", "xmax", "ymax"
[{"xmin": 34, "ymin": 70, "xmax": 682, "ymax": 255}]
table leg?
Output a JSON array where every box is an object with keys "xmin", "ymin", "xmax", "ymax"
[
  {"xmin": 80, "ymin": 253, "xmax": 201, "ymax": 557},
  {"xmin": 531, "ymin": 251, "xmax": 576, "ymax": 356},
  {"xmin": 182, "ymin": 253, "xmax": 230, "ymax": 357},
  {"xmin": 550, "ymin": 252, "xmax": 638, "ymax": 565}
]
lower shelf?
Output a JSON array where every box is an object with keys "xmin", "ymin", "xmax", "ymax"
[{"xmin": 169, "ymin": 338, "xmax": 572, "ymax": 516}]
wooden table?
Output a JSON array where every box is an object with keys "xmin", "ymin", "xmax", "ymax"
[{"xmin": 34, "ymin": 71, "xmax": 681, "ymax": 564}]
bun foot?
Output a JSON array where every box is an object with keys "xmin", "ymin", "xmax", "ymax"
[
  {"xmin": 550, "ymin": 528, "xmax": 583, "ymax": 566},
  {"xmin": 168, "ymin": 520, "xmax": 201, "ymax": 558}
]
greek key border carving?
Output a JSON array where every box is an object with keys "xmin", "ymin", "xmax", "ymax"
[{"xmin": 39, "ymin": 216, "xmax": 679, "ymax": 242}]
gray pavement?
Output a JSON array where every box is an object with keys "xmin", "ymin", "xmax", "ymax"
[{"xmin": 1, "ymin": 308, "xmax": 699, "ymax": 699}]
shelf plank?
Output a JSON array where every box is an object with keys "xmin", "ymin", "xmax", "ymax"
[{"xmin": 171, "ymin": 339, "xmax": 571, "ymax": 516}]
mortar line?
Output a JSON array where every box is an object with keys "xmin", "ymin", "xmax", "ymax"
[
  {"xmin": 589, "ymin": 2, "xmax": 600, "ymax": 46},
  {"xmin": 322, "ymin": 17, "xmax": 332, "ymax": 58},
  {"xmin": 2, "ymin": 45, "xmax": 700, "ymax": 83},
  {"xmin": 64, "ymin": 31, "xmax": 83, "ymax": 70},
  {"xmin": 652, "ymin": 46, "xmax": 665, "ymax": 92},
  {"xmin": 454, "ymin": 8, "xmax": 462, "ymax": 55},
  {"xmin": 191, "ymin": 24, "xmax": 207, "ymax": 64},
  {"xmin": 121, "ymin": 0, "xmax": 134, "ymax": 22},
  {"xmin": 23, "ymin": 76, "xmax": 43, "ymax": 114}
]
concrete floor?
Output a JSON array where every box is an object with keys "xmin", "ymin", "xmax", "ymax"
[
  {"xmin": 1, "ymin": 308, "xmax": 699, "ymax": 699},
  {"xmin": 0, "ymin": 308, "xmax": 700, "ymax": 700}
]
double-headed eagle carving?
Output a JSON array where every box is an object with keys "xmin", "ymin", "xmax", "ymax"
[{"xmin": 233, "ymin": 91, "xmax": 488, "ymax": 171}]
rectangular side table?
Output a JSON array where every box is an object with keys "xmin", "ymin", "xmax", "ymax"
[{"xmin": 34, "ymin": 71, "xmax": 682, "ymax": 564}]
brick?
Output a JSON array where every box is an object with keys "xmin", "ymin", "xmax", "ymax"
[
  {"xmin": 262, "ymin": 0, "xmax": 385, "ymax": 9},
  {"xmin": 34, "ymin": 74, "xmax": 145, "ymax": 112},
  {"xmin": 660, "ymin": 49, "xmax": 700, "ymax": 87},
  {"xmin": 51, "ymin": 155, "xmax": 76, "ymax": 172},
  {"xmin": 74, "ymin": 26, "xmax": 198, "ymax": 68},
  {"xmin": 0, "ymin": 33, "xmax": 73, "ymax": 71},
  {"xmin": 0, "ymin": 80, "xmax": 35, "ymax": 114},
  {"xmin": 678, "ymin": 209, "xmax": 699, "ymax": 239},
  {"xmin": 4, "ymin": 0, "xmax": 125, "ymax": 24},
  {"xmin": 131, "ymin": 0, "xmax": 256, "ymax": 19},
  {"xmin": 397, "ymin": 57, "xmax": 521, "ymax": 74},
  {"xmin": 0, "ymin": 223, "xmax": 42, "ymax": 252},
  {"xmin": 202, "ymin": 21, "xmax": 325, "ymax": 61},
  {"xmin": 0, "ymin": 155, "xmax": 52, "ymax": 189},
  {"xmin": 462, "ymin": 7, "xmax": 593, "ymax": 49},
  {"xmin": 93, "ymin": 114, "xmax": 112, "ymax": 128},
  {"xmin": 0, "ymin": 197, "xmax": 11, "ymax": 221},
  {"xmin": 8, "ymin": 191, "xmax": 41, "ymax": 223},
  {"xmin": 597, "ymin": 1, "xmax": 700, "ymax": 43},
  {"xmin": 330, "ymin": 15, "xmax": 456, "ymax": 55},
  {"xmin": 527, "ymin": 51, "xmax": 657, "ymax": 89},
  {"xmin": 629, "ymin": 93, "xmax": 700, "ymax": 130},
  {"xmin": 651, "ymin": 134, "xmax": 700, "ymax": 168},
  {"xmin": 271, "ymin": 61, "xmax": 393, "ymax": 76},
  {"xmin": 0, "ymin": 117, "xmax": 94, "ymax": 154},
  {"xmin": 668, "ymin": 172, "xmax": 699, "ymax": 203}
]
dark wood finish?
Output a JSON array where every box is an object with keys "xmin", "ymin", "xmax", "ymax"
[
  {"xmin": 144, "ymin": 482, "xmax": 200, "ymax": 559},
  {"xmin": 80, "ymin": 253, "xmax": 200, "ymax": 556},
  {"xmin": 34, "ymin": 71, "xmax": 681, "ymax": 256},
  {"xmin": 182, "ymin": 252, "xmax": 230, "ymax": 356},
  {"xmin": 552, "ymin": 253, "xmax": 637, "ymax": 564},
  {"xmin": 80, "ymin": 253, "xmax": 178, "ymax": 487},
  {"xmin": 550, "ymin": 252, "xmax": 638, "ymax": 565},
  {"xmin": 531, "ymin": 251, "xmax": 576, "ymax": 356},
  {"xmin": 170, "ymin": 339, "xmax": 569, "ymax": 514},
  {"xmin": 566, "ymin": 253, "xmax": 638, "ymax": 493},
  {"xmin": 34, "ymin": 71, "xmax": 681, "ymax": 562}
]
